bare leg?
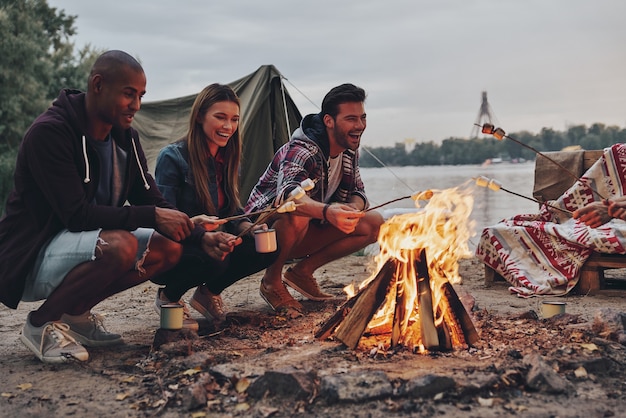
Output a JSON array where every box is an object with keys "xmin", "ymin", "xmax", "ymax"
[
  {"xmin": 290, "ymin": 211, "xmax": 383, "ymax": 277},
  {"xmin": 29, "ymin": 230, "xmax": 182, "ymax": 327},
  {"xmin": 261, "ymin": 214, "xmax": 310, "ymax": 292},
  {"xmin": 97, "ymin": 233, "xmax": 181, "ymax": 300},
  {"xmin": 261, "ymin": 210, "xmax": 383, "ymax": 287}
]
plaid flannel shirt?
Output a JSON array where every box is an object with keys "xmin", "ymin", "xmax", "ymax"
[{"xmin": 245, "ymin": 115, "xmax": 367, "ymax": 214}]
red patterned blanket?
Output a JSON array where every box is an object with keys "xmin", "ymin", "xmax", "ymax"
[{"xmin": 476, "ymin": 143, "xmax": 626, "ymax": 296}]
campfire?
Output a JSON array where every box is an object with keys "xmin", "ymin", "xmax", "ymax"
[{"xmin": 317, "ymin": 185, "xmax": 479, "ymax": 352}]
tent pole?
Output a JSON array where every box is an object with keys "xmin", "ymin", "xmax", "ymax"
[{"xmin": 279, "ymin": 75, "xmax": 291, "ymax": 137}]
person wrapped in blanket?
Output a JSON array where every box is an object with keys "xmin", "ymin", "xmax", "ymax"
[{"xmin": 476, "ymin": 143, "xmax": 626, "ymax": 297}]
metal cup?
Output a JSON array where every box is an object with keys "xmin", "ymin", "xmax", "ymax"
[
  {"xmin": 160, "ymin": 303, "xmax": 184, "ymax": 330},
  {"xmin": 254, "ymin": 228, "xmax": 277, "ymax": 253},
  {"xmin": 541, "ymin": 301, "xmax": 566, "ymax": 318}
]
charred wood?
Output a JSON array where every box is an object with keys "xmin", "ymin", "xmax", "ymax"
[{"xmin": 333, "ymin": 260, "xmax": 396, "ymax": 349}]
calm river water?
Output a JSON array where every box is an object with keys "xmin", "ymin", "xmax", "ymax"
[{"xmin": 360, "ymin": 162, "xmax": 537, "ymax": 249}]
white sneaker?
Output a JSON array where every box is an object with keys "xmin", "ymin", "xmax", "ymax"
[
  {"xmin": 61, "ymin": 312, "xmax": 123, "ymax": 347},
  {"xmin": 154, "ymin": 288, "xmax": 199, "ymax": 331},
  {"xmin": 20, "ymin": 312, "xmax": 89, "ymax": 363}
]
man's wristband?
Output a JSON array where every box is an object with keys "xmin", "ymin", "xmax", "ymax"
[{"xmin": 322, "ymin": 203, "xmax": 331, "ymax": 222}]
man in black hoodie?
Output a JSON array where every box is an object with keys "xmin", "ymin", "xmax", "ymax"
[{"xmin": 0, "ymin": 50, "xmax": 229, "ymax": 363}]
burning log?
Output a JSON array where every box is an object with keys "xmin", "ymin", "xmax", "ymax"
[
  {"xmin": 317, "ymin": 185, "xmax": 479, "ymax": 353},
  {"xmin": 335, "ymin": 262, "xmax": 395, "ymax": 349},
  {"xmin": 317, "ymin": 260, "xmax": 396, "ymax": 349},
  {"xmin": 390, "ymin": 261, "xmax": 406, "ymax": 347},
  {"xmin": 440, "ymin": 281, "xmax": 480, "ymax": 346},
  {"xmin": 317, "ymin": 251, "xmax": 479, "ymax": 352},
  {"xmin": 415, "ymin": 250, "xmax": 439, "ymax": 350}
]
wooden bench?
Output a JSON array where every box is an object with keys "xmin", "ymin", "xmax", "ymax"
[{"xmin": 484, "ymin": 149, "xmax": 626, "ymax": 294}]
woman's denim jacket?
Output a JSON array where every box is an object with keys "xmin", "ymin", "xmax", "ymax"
[{"xmin": 155, "ymin": 140, "xmax": 246, "ymax": 233}]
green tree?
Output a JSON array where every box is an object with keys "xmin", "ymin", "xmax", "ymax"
[
  {"xmin": 0, "ymin": 0, "xmax": 99, "ymax": 213},
  {"xmin": 580, "ymin": 134, "xmax": 602, "ymax": 150},
  {"xmin": 0, "ymin": 0, "xmax": 99, "ymax": 150},
  {"xmin": 408, "ymin": 141, "xmax": 440, "ymax": 165},
  {"xmin": 566, "ymin": 124, "xmax": 587, "ymax": 148},
  {"xmin": 360, "ymin": 123, "xmax": 624, "ymax": 169}
]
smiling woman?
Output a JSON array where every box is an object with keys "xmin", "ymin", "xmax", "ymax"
[
  {"xmin": 200, "ymin": 101, "xmax": 240, "ymax": 154},
  {"xmin": 151, "ymin": 83, "xmax": 279, "ymax": 330}
]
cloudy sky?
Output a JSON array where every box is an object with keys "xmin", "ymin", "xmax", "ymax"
[{"xmin": 48, "ymin": 0, "xmax": 625, "ymax": 147}]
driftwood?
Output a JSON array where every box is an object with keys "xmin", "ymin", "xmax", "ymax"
[{"xmin": 332, "ymin": 260, "xmax": 396, "ymax": 349}]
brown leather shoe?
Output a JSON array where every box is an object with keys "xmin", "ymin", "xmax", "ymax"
[
  {"xmin": 283, "ymin": 267, "xmax": 334, "ymax": 301},
  {"xmin": 259, "ymin": 282, "xmax": 303, "ymax": 314},
  {"xmin": 190, "ymin": 286, "xmax": 226, "ymax": 322}
]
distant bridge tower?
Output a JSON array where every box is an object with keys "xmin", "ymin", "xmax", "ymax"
[
  {"xmin": 403, "ymin": 138, "xmax": 416, "ymax": 153},
  {"xmin": 471, "ymin": 91, "xmax": 496, "ymax": 138}
]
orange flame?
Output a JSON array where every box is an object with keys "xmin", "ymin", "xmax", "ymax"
[{"xmin": 346, "ymin": 184, "xmax": 475, "ymax": 348}]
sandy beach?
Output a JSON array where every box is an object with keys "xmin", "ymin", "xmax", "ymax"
[{"xmin": 1, "ymin": 253, "xmax": 626, "ymax": 417}]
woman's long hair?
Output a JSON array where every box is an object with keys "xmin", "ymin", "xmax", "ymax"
[{"xmin": 185, "ymin": 83, "xmax": 241, "ymax": 215}]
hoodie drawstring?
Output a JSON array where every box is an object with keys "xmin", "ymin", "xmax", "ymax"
[
  {"xmin": 81, "ymin": 134, "xmax": 150, "ymax": 190},
  {"xmin": 131, "ymin": 136, "xmax": 150, "ymax": 190},
  {"xmin": 82, "ymin": 135, "xmax": 90, "ymax": 184}
]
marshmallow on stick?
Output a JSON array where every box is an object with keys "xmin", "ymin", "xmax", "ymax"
[
  {"xmin": 487, "ymin": 179, "xmax": 502, "ymax": 191},
  {"xmin": 237, "ymin": 179, "xmax": 313, "ymax": 238},
  {"xmin": 365, "ymin": 189, "xmax": 434, "ymax": 212},
  {"xmin": 477, "ymin": 122, "xmax": 606, "ymax": 200},
  {"xmin": 474, "ymin": 176, "xmax": 572, "ymax": 215}
]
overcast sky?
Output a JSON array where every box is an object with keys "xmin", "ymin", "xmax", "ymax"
[{"xmin": 48, "ymin": 0, "xmax": 626, "ymax": 147}]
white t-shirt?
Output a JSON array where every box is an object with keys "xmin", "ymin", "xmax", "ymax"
[{"xmin": 326, "ymin": 154, "xmax": 343, "ymax": 202}]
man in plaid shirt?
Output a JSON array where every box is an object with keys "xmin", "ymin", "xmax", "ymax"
[{"xmin": 246, "ymin": 83, "xmax": 383, "ymax": 316}]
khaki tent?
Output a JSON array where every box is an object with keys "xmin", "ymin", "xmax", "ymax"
[{"xmin": 133, "ymin": 65, "xmax": 303, "ymax": 201}]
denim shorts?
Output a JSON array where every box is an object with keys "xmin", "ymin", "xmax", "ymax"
[{"xmin": 21, "ymin": 228, "xmax": 154, "ymax": 302}]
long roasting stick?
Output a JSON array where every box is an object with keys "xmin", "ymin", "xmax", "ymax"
[
  {"xmin": 502, "ymin": 187, "xmax": 572, "ymax": 216},
  {"xmin": 365, "ymin": 190, "xmax": 434, "ymax": 213},
  {"xmin": 365, "ymin": 195, "xmax": 413, "ymax": 212},
  {"xmin": 236, "ymin": 179, "xmax": 316, "ymax": 238},
  {"xmin": 474, "ymin": 176, "xmax": 573, "ymax": 216},
  {"xmin": 476, "ymin": 123, "xmax": 607, "ymax": 201},
  {"xmin": 235, "ymin": 201, "xmax": 300, "ymax": 238},
  {"xmin": 190, "ymin": 208, "xmax": 277, "ymax": 227},
  {"xmin": 221, "ymin": 208, "xmax": 274, "ymax": 222}
]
